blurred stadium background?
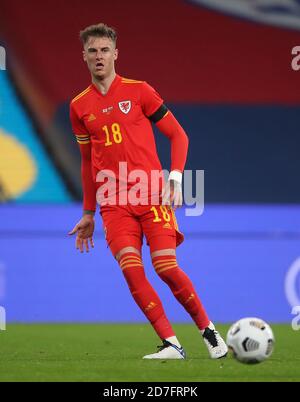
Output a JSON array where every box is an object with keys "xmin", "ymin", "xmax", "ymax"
[{"xmin": 1, "ymin": 0, "xmax": 300, "ymax": 326}]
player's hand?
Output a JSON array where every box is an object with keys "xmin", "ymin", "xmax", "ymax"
[
  {"xmin": 68, "ymin": 215, "xmax": 95, "ymax": 253},
  {"xmin": 162, "ymin": 179, "xmax": 183, "ymax": 210}
]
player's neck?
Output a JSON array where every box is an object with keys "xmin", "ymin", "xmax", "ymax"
[{"xmin": 92, "ymin": 71, "xmax": 117, "ymax": 95}]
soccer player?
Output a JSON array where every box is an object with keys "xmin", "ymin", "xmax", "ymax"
[{"xmin": 69, "ymin": 23, "xmax": 228, "ymax": 359}]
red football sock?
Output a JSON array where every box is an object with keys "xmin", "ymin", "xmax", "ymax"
[
  {"xmin": 152, "ymin": 255, "xmax": 210, "ymax": 330},
  {"xmin": 119, "ymin": 252, "xmax": 175, "ymax": 339}
]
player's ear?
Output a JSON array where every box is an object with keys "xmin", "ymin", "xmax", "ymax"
[
  {"xmin": 83, "ymin": 50, "xmax": 87, "ymax": 62},
  {"xmin": 114, "ymin": 48, "xmax": 118, "ymax": 61}
]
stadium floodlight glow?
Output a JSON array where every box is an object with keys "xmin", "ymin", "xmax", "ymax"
[{"xmin": 0, "ymin": 46, "xmax": 6, "ymax": 71}]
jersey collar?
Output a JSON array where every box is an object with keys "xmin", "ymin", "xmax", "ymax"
[{"xmin": 91, "ymin": 74, "xmax": 121, "ymax": 98}]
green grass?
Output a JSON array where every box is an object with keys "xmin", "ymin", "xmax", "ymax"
[{"xmin": 0, "ymin": 324, "xmax": 299, "ymax": 382}]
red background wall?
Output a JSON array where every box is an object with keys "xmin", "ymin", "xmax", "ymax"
[{"xmin": 1, "ymin": 0, "xmax": 300, "ymax": 106}]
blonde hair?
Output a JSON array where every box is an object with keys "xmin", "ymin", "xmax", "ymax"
[{"xmin": 79, "ymin": 23, "xmax": 117, "ymax": 46}]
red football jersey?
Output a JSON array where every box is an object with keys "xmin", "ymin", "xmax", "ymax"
[
  {"xmin": 70, "ymin": 75, "xmax": 188, "ymax": 210},
  {"xmin": 70, "ymin": 75, "xmax": 166, "ymax": 204}
]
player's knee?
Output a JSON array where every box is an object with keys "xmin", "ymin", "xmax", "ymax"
[
  {"xmin": 118, "ymin": 251, "xmax": 146, "ymax": 290},
  {"xmin": 151, "ymin": 254, "xmax": 181, "ymax": 284},
  {"xmin": 150, "ymin": 248, "xmax": 176, "ymax": 258},
  {"xmin": 115, "ymin": 246, "xmax": 141, "ymax": 261}
]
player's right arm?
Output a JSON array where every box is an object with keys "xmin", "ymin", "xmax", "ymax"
[{"xmin": 68, "ymin": 102, "xmax": 96, "ymax": 252}]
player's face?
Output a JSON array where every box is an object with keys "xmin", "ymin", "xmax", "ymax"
[{"xmin": 83, "ymin": 36, "xmax": 118, "ymax": 79}]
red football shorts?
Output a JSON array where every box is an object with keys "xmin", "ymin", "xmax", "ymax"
[{"xmin": 100, "ymin": 204, "xmax": 184, "ymax": 255}]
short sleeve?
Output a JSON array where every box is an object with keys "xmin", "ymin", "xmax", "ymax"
[
  {"xmin": 140, "ymin": 82, "xmax": 164, "ymax": 117},
  {"xmin": 70, "ymin": 103, "xmax": 90, "ymax": 144}
]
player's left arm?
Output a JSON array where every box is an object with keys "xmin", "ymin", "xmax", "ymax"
[
  {"xmin": 140, "ymin": 82, "xmax": 188, "ymax": 208},
  {"xmin": 151, "ymin": 105, "xmax": 189, "ymax": 209}
]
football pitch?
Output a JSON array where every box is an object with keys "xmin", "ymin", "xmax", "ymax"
[{"xmin": 0, "ymin": 324, "xmax": 299, "ymax": 382}]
